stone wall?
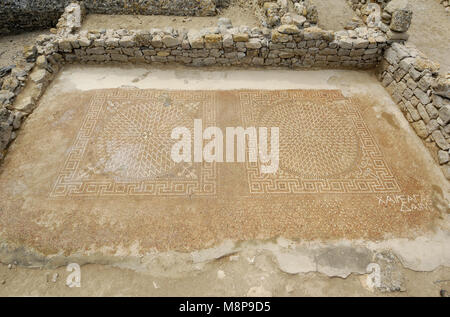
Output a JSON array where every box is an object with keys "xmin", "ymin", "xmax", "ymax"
[
  {"xmin": 56, "ymin": 2, "xmax": 86, "ymax": 36},
  {"xmin": 378, "ymin": 43, "xmax": 450, "ymax": 178},
  {"xmin": 0, "ymin": 0, "xmax": 217, "ymax": 34},
  {"xmin": 347, "ymin": 0, "xmax": 450, "ymax": 179},
  {"xmin": 55, "ymin": 24, "xmax": 385, "ymax": 68},
  {"xmin": 439, "ymin": 0, "xmax": 450, "ymax": 12}
]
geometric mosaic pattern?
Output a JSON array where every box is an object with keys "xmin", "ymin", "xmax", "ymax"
[
  {"xmin": 239, "ymin": 90, "xmax": 401, "ymax": 194},
  {"xmin": 50, "ymin": 89, "xmax": 400, "ymax": 197},
  {"xmin": 50, "ymin": 89, "xmax": 217, "ymax": 197}
]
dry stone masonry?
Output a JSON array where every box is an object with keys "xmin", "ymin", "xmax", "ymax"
[
  {"xmin": 377, "ymin": 44, "xmax": 450, "ymax": 178},
  {"xmin": 257, "ymin": 0, "xmax": 317, "ymax": 28},
  {"xmin": 54, "ymin": 24, "xmax": 385, "ymax": 67},
  {"xmin": 347, "ymin": 0, "xmax": 412, "ymax": 41},
  {"xmin": 347, "ymin": 1, "xmax": 449, "ymax": 178}
]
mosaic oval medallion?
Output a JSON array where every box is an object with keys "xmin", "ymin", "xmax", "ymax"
[
  {"xmin": 94, "ymin": 100, "xmax": 193, "ymax": 181},
  {"xmin": 260, "ymin": 100, "xmax": 359, "ymax": 178}
]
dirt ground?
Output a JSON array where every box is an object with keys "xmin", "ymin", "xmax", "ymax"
[
  {"xmin": 407, "ymin": 0, "xmax": 450, "ymax": 74},
  {"xmin": 81, "ymin": 1, "xmax": 260, "ymax": 31},
  {"xmin": 312, "ymin": 0, "xmax": 357, "ymax": 31},
  {"xmin": 0, "ymin": 261, "xmax": 449, "ymax": 297},
  {"xmin": 0, "ymin": 30, "xmax": 50, "ymax": 67}
]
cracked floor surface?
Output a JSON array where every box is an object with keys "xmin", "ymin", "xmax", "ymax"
[{"xmin": 1, "ymin": 246, "xmax": 450, "ymax": 296}]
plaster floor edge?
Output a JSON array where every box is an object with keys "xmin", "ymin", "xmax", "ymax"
[{"xmin": 1, "ymin": 218, "xmax": 449, "ymax": 277}]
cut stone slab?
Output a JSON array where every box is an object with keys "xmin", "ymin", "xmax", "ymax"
[
  {"xmin": 439, "ymin": 105, "xmax": 450, "ymax": 125},
  {"xmin": 30, "ymin": 69, "xmax": 49, "ymax": 84},
  {"xmin": 281, "ymin": 13, "xmax": 306, "ymax": 27},
  {"xmin": 232, "ymin": 33, "xmax": 249, "ymax": 42},
  {"xmin": 14, "ymin": 96, "xmax": 35, "ymax": 113},
  {"xmin": 162, "ymin": 35, "xmax": 181, "ymax": 48},
  {"xmin": 385, "ymin": 0, "xmax": 411, "ymax": 14},
  {"xmin": 390, "ymin": 9, "xmax": 412, "ymax": 32},
  {"xmin": 278, "ymin": 24, "xmax": 300, "ymax": 34},
  {"xmin": 438, "ymin": 150, "xmax": 449, "ymax": 164},
  {"xmin": 432, "ymin": 130, "xmax": 449, "ymax": 150},
  {"xmin": 386, "ymin": 30, "xmax": 409, "ymax": 41},
  {"xmin": 23, "ymin": 45, "xmax": 37, "ymax": 62},
  {"xmin": 411, "ymin": 120, "xmax": 429, "ymax": 139}
]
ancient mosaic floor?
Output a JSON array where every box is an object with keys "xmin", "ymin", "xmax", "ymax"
[{"xmin": 0, "ymin": 68, "xmax": 447, "ymax": 255}]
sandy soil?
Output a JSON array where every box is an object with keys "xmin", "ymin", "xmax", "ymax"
[
  {"xmin": 312, "ymin": 0, "xmax": 357, "ymax": 31},
  {"xmin": 0, "ymin": 262, "xmax": 449, "ymax": 297},
  {"xmin": 81, "ymin": 1, "xmax": 260, "ymax": 31},
  {"xmin": 0, "ymin": 30, "xmax": 50, "ymax": 68},
  {"xmin": 407, "ymin": 0, "xmax": 450, "ymax": 74}
]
